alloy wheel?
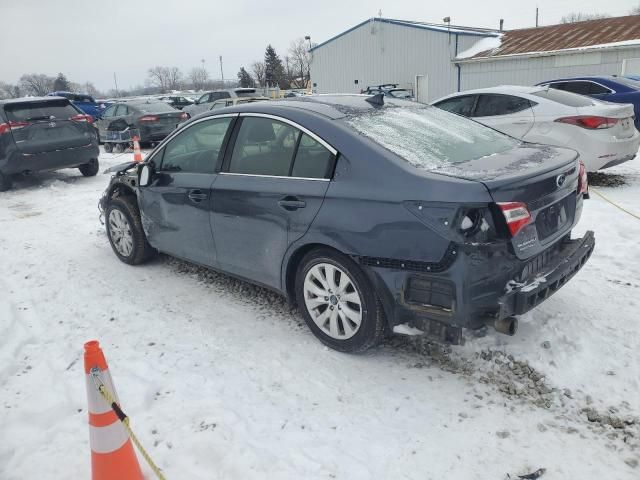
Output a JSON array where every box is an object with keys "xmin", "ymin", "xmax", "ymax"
[{"xmin": 108, "ymin": 209, "xmax": 134, "ymax": 257}]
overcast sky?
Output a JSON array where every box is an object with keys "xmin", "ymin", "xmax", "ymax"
[{"xmin": 1, "ymin": 0, "xmax": 638, "ymax": 92}]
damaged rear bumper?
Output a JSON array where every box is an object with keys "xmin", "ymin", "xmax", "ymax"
[{"xmin": 498, "ymin": 230, "xmax": 595, "ymax": 318}]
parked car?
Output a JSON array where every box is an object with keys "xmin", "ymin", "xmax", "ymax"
[
  {"xmin": 183, "ymin": 88, "xmax": 263, "ymax": 117},
  {"xmin": 208, "ymin": 96, "xmax": 269, "ymax": 111},
  {"xmin": 99, "ymin": 95, "xmax": 593, "ymax": 352},
  {"xmin": 95, "ymin": 99, "xmax": 187, "ymax": 145},
  {"xmin": 47, "ymin": 91, "xmax": 108, "ymax": 119},
  {"xmin": 0, "ymin": 96, "xmax": 99, "ymax": 191},
  {"xmin": 432, "ymin": 86, "xmax": 640, "ymax": 171},
  {"xmin": 157, "ymin": 95, "xmax": 195, "ymax": 110},
  {"xmin": 361, "ymin": 84, "xmax": 414, "ymax": 99},
  {"xmin": 536, "ymin": 76, "xmax": 640, "ymax": 130}
]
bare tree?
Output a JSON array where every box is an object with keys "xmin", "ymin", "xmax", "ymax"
[
  {"xmin": 189, "ymin": 67, "xmax": 209, "ymax": 91},
  {"xmin": 561, "ymin": 12, "xmax": 610, "ymax": 23},
  {"xmin": 19, "ymin": 73, "xmax": 55, "ymax": 96},
  {"xmin": 251, "ymin": 61, "xmax": 266, "ymax": 87},
  {"xmin": 166, "ymin": 67, "xmax": 183, "ymax": 91},
  {"xmin": 147, "ymin": 66, "xmax": 171, "ymax": 93},
  {"xmin": 288, "ymin": 38, "xmax": 312, "ymax": 88},
  {"xmin": 631, "ymin": 2, "xmax": 640, "ymax": 14}
]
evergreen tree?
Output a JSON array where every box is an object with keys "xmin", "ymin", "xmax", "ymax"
[
  {"xmin": 264, "ymin": 45, "xmax": 286, "ymax": 89},
  {"xmin": 53, "ymin": 72, "xmax": 70, "ymax": 91},
  {"xmin": 237, "ymin": 67, "xmax": 255, "ymax": 88}
]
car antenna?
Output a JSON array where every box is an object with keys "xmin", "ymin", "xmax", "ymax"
[{"xmin": 365, "ymin": 93, "xmax": 385, "ymax": 106}]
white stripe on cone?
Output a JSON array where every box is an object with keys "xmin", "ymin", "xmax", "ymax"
[{"xmin": 90, "ymin": 421, "xmax": 131, "ymax": 454}]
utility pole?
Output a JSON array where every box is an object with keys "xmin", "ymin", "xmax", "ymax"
[
  {"xmin": 536, "ymin": 7, "xmax": 539, "ymax": 27},
  {"xmin": 219, "ymin": 55, "xmax": 224, "ymax": 87},
  {"xmin": 113, "ymin": 72, "xmax": 119, "ymax": 97}
]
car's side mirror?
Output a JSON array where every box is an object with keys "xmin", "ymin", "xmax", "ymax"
[{"xmin": 138, "ymin": 163, "xmax": 154, "ymax": 187}]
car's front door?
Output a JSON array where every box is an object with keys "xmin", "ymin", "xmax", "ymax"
[
  {"xmin": 211, "ymin": 114, "xmax": 336, "ymax": 289},
  {"xmin": 472, "ymin": 94, "xmax": 536, "ymax": 138},
  {"xmin": 138, "ymin": 115, "xmax": 236, "ymax": 267}
]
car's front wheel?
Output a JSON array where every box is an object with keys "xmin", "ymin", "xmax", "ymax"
[
  {"xmin": 79, "ymin": 159, "xmax": 99, "ymax": 177},
  {"xmin": 0, "ymin": 172, "xmax": 12, "ymax": 192},
  {"xmin": 105, "ymin": 196, "xmax": 155, "ymax": 265},
  {"xmin": 296, "ymin": 248, "xmax": 385, "ymax": 353}
]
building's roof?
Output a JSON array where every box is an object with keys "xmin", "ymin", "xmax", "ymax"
[
  {"xmin": 310, "ymin": 17, "xmax": 498, "ymax": 52},
  {"xmin": 458, "ymin": 15, "xmax": 640, "ymax": 61}
]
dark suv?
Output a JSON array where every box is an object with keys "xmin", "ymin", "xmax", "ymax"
[
  {"xmin": 0, "ymin": 97, "xmax": 100, "ymax": 191},
  {"xmin": 100, "ymin": 95, "xmax": 594, "ymax": 352}
]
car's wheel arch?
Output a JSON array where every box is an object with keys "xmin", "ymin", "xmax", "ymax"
[{"xmin": 282, "ymin": 241, "xmax": 396, "ymax": 329}]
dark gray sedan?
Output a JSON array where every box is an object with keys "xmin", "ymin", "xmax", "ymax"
[
  {"xmin": 99, "ymin": 95, "xmax": 594, "ymax": 352},
  {"xmin": 95, "ymin": 99, "xmax": 187, "ymax": 145}
]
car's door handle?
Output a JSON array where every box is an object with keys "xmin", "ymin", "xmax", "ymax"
[
  {"xmin": 188, "ymin": 189, "xmax": 208, "ymax": 203},
  {"xmin": 278, "ymin": 196, "xmax": 306, "ymax": 211},
  {"xmin": 513, "ymin": 120, "xmax": 530, "ymax": 125}
]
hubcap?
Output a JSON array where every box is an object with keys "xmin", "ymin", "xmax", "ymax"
[
  {"xmin": 303, "ymin": 263, "xmax": 362, "ymax": 340},
  {"xmin": 108, "ymin": 209, "xmax": 133, "ymax": 257}
]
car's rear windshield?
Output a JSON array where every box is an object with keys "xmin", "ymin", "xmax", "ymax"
[
  {"xmin": 235, "ymin": 89, "xmax": 257, "ymax": 97},
  {"xmin": 346, "ymin": 105, "xmax": 518, "ymax": 169},
  {"xmin": 129, "ymin": 101, "xmax": 177, "ymax": 113},
  {"xmin": 4, "ymin": 99, "xmax": 79, "ymax": 122},
  {"xmin": 616, "ymin": 77, "xmax": 640, "ymax": 90},
  {"xmin": 531, "ymin": 88, "xmax": 597, "ymax": 107}
]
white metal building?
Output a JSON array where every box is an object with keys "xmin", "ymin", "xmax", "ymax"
[
  {"xmin": 310, "ymin": 16, "xmax": 640, "ymax": 102},
  {"xmin": 309, "ymin": 18, "xmax": 498, "ymax": 102}
]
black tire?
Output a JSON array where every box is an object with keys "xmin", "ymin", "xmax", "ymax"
[
  {"xmin": 105, "ymin": 196, "xmax": 155, "ymax": 265},
  {"xmin": 0, "ymin": 172, "xmax": 12, "ymax": 192},
  {"xmin": 79, "ymin": 159, "xmax": 99, "ymax": 177},
  {"xmin": 114, "ymin": 143, "xmax": 124, "ymax": 153},
  {"xmin": 104, "ymin": 142, "xmax": 113, "ymax": 153},
  {"xmin": 295, "ymin": 248, "xmax": 386, "ymax": 353}
]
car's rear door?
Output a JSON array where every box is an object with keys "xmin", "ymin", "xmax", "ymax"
[
  {"xmin": 138, "ymin": 115, "xmax": 236, "ymax": 267},
  {"xmin": 471, "ymin": 94, "xmax": 536, "ymax": 138},
  {"xmin": 211, "ymin": 114, "xmax": 335, "ymax": 289}
]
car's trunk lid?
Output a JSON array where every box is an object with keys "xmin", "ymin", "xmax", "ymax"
[
  {"xmin": 5, "ymin": 99, "xmax": 92, "ymax": 154},
  {"xmin": 431, "ymin": 144, "xmax": 580, "ymax": 259}
]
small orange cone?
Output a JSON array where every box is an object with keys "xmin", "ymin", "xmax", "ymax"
[
  {"xmin": 132, "ymin": 136, "xmax": 143, "ymax": 163},
  {"xmin": 84, "ymin": 341, "xmax": 143, "ymax": 480}
]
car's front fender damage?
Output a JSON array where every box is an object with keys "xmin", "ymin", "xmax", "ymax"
[{"xmin": 355, "ymin": 230, "xmax": 595, "ymax": 345}]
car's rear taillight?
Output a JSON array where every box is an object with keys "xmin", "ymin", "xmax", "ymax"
[
  {"xmin": 179, "ymin": 112, "xmax": 188, "ymax": 120},
  {"xmin": 70, "ymin": 113, "xmax": 93, "ymax": 123},
  {"xmin": 497, "ymin": 202, "xmax": 531, "ymax": 237},
  {"xmin": 578, "ymin": 160, "xmax": 588, "ymax": 195},
  {"xmin": 555, "ymin": 116, "xmax": 619, "ymax": 129},
  {"xmin": 0, "ymin": 121, "xmax": 28, "ymax": 135},
  {"xmin": 139, "ymin": 115, "xmax": 159, "ymax": 122}
]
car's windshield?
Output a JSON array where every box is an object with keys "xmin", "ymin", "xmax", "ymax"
[{"xmin": 346, "ymin": 105, "xmax": 518, "ymax": 170}]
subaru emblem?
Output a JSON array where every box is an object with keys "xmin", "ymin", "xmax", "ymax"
[{"xmin": 556, "ymin": 174, "xmax": 566, "ymax": 188}]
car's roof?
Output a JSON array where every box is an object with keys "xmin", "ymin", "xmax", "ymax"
[
  {"xmin": 203, "ymin": 94, "xmax": 418, "ymax": 120},
  {"xmin": 434, "ymin": 85, "xmax": 545, "ymax": 102},
  {"xmin": 0, "ymin": 96, "xmax": 71, "ymax": 105}
]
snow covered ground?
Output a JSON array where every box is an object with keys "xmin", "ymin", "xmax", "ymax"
[{"xmin": 1, "ymin": 147, "xmax": 639, "ymax": 479}]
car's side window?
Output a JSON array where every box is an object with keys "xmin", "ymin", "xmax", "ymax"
[
  {"xmin": 114, "ymin": 105, "xmax": 128, "ymax": 116},
  {"xmin": 228, "ymin": 117, "xmax": 299, "ymax": 176},
  {"xmin": 291, "ymin": 133, "xmax": 334, "ymax": 179},
  {"xmin": 102, "ymin": 105, "xmax": 117, "ymax": 118},
  {"xmin": 588, "ymin": 82, "xmax": 612, "ymax": 94},
  {"xmin": 562, "ymin": 81, "xmax": 591, "ymax": 95},
  {"xmin": 435, "ymin": 95, "xmax": 476, "ymax": 117},
  {"xmin": 473, "ymin": 94, "xmax": 531, "ymax": 117},
  {"xmin": 160, "ymin": 117, "xmax": 233, "ymax": 174}
]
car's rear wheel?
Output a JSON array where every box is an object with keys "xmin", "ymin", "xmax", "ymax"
[
  {"xmin": 79, "ymin": 159, "xmax": 99, "ymax": 177},
  {"xmin": 0, "ymin": 172, "xmax": 12, "ymax": 192},
  {"xmin": 296, "ymin": 248, "xmax": 385, "ymax": 353},
  {"xmin": 104, "ymin": 142, "xmax": 113, "ymax": 153},
  {"xmin": 105, "ymin": 196, "xmax": 155, "ymax": 265},
  {"xmin": 113, "ymin": 143, "xmax": 124, "ymax": 153}
]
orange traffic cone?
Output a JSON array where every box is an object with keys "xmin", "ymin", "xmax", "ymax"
[
  {"xmin": 84, "ymin": 341, "xmax": 143, "ymax": 480},
  {"xmin": 132, "ymin": 136, "xmax": 143, "ymax": 163}
]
